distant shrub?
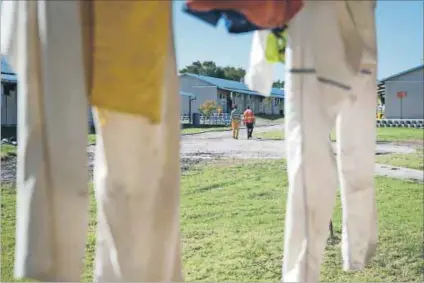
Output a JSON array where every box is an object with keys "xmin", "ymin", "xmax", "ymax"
[{"xmin": 199, "ymin": 100, "xmax": 218, "ymax": 117}]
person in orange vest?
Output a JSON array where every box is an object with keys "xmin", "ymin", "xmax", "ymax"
[{"xmin": 243, "ymin": 106, "xmax": 256, "ymax": 139}]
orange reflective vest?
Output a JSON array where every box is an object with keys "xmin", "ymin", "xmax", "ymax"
[{"xmin": 243, "ymin": 109, "xmax": 255, "ymax": 124}]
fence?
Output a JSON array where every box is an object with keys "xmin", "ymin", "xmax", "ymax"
[
  {"xmin": 180, "ymin": 113, "xmax": 231, "ymax": 125},
  {"xmin": 376, "ymin": 119, "xmax": 424, "ymax": 128}
]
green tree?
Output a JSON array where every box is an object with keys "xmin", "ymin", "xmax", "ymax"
[
  {"xmin": 221, "ymin": 66, "xmax": 246, "ymax": 81},
  {"xmin": 179, "ymin": 60, "xmax": 204, "ymax": 75},
  {"xmin": 272, "ymin": 80, "xmax": 285, "ymax": 88},
  {"xmin": 179, "ymin": 61, "xmax": 245, "ymax": 81}
]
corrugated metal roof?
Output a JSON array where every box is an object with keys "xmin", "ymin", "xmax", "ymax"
[
  {"xmin": 180, "ymin": 73, "xmax": 284, "ymax": 98},
  {"xmin": 1, "ymin": 74, "xmax": 18, "ymax": 82},
  {"xmin": 1, "ymin": 57, "xmax": 16, "ymax": 74},
  {"xmin": 379, "ymin": 64, "xmax": 424, "ymax": 83},
  {"xmin": 1, "ymin": 57, "xmax": 18, "ymax": 82}
]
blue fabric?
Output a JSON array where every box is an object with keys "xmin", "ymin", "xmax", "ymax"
[{"xmin": 183, "ymin": 4, "xmax": 266, "ymax": 34}]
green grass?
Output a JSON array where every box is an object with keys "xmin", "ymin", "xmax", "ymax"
[
  {"xmin": 255, "ymin": 115, "xmax": 285, "ymax": 125},
  {"xmin": 5, "ymin": 128, "xmax": 231, "ymax": 150},
  {"xmin": 181, "ymin": 126, "xmax": 230, "ymax": 135},
  {"xmin": 256, "ymin": 129, "xmax": 286, "ymax": 140},
  {"xmin": 1, "ymin": 144, "xmax": 17, "ymax": 160},
  {"xmin": 256, "ymin": 128, "xmax": 424, "ymax": 143},
  {"xmin": 86, "ymin": 127, "xmax": 231, "ymax": 145},
  {"xmin": 376, "ymin": 148, "xmax": 424, "ymax": 171},
  {"xmin": 375, "ymin": 128, "xmax": 424, "ymax": 142},
  {"xmin": 256, "ymin": 128, "xmax": 424, "ymax": 170},
  {"xmin": 88, "ymin": 134, "xmax": 96, "ymax": 145},
  {"xmin": 1, "ymin": 160, "xmax": 423, "ymax": 282}
]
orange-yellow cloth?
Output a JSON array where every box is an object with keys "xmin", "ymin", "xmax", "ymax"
[
  {"xmin": 231, "ymin": 120, "xmax": 240, "ymax": 139},
  {"xmin": 186, "ymin": 0, "xmax": 304, "ymax": 29},
  {"xmin": 84, "ymin": 1, "xmax": 170, "ymax": 124}
]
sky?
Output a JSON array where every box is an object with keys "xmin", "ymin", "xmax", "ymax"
[{"xmin": 173, "ymin": 0, "xmax": 424, "ymax": 81}]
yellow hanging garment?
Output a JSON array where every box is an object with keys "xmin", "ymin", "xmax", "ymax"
[
  {"xmin": 265, "ymin": 29, "xmax": 287, "ymax": 64},
  {"xmin": 85, "ymin": 1, "xmax": 171, "ymax": 124}
]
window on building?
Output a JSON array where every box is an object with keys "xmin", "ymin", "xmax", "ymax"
[{"xmin": 2, "ymin": 82, "xmax": 16, "ymax": 96}]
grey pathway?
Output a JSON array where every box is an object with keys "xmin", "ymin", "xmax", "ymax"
[{"xmin": 181, "ymin": 125, "xmax": 423, "ymax": 182}]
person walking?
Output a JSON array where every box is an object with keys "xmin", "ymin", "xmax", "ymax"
[
  {"xmin": 230, "ymin": 104, "xmax": 242, "ymax": 139},
  {"xmin": 243, "ymin": 106, "xmax": 255, "ymax": 139}
]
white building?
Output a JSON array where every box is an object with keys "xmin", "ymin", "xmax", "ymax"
[
  {"xmin": 179, "ymin": 73, "xmax": 284, "ymax": 116},
  {"xmin": 1, "ymin": 56, "xmax": 199, "ymax": 135},
  {"xmin": 1, "ymin": 57, "xmax": 18, "ymax": 138},
  {"xmin": 381, "ymin": 65, "xmax": 424, "ymax": 119}
]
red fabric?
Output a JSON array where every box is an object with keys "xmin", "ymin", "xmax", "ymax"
[
  {"xmin": 186, "ymin": 0, "xmax": 304, "ymax": 29},
  {"xmin": 243, "ymin": 109, "xmax": 255, "ymax": 124}
]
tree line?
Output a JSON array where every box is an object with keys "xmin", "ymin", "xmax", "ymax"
[
  {"xmin": 179, "ymin": 61, "xmax": 385, "ymax": 105},
  {"xmin": 179, "ymin": 61, "xmax": 285, "ymax": 89}
]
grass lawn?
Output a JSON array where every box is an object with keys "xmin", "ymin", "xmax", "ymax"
[
  {"xmin": 181, "ymin": 126, "xmax": 230, "ymax": 135},
  {"xmin": 376, "ymin": 148, "xmax": 424, "ymax": 171},
  {"xmin": 256, "ymin": 129, "xmax": 286, "ymax": 140},
  {"xmin": 5, "ymin": 126, "xmax": 232, "ymax": 153},
  {"xmin": 255, "ymin": 115, "xmax": 285, "ymax": 125},
  {"xmin": 256, "ymin": 127, "xmax": 424, "ymax": 143},
  {"xmin": 256, "ymin": 128, "xmax": 424, "ymax": 170},
  {"xmin": 1, "ymin": 160, "xmax": 423, "ymax": 282},
  {"xmin": 1, "ymin": 144, "xmax": 17, "ymax": 161},
  {"xmin": 88, "ymin": 134, "xmax": 96, "ymax": 145},
  {"xmin": 375, "ymin": 128, "xmax": 424, "ymax": 143},
  {"xmin": 85, "ymin": 127, "xmax": 231, "ymax": 145}
]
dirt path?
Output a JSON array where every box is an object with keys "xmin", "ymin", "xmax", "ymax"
[
  {"xmin": 181, "ymin": 125, "xmax": 423, "ymax": 182},
  {"xmin": 2, "ymin": 125, "xmax": 422, "ymax": 183}
]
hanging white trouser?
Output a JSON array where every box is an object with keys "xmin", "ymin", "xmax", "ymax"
[
  {"xmin": 336, "ymin": 67, "xmax": 378, "ymax": 272},
  {"xmin": 282, "ymin": 1, "xmax": 378, "ymax": 282},
  {"xmin": 2, "ymin": 1, "xmax": 90, "ymax": 281},
  {"xmin": 2, "ymin": 0, "xmax": 183, "ymax": 281},
  {"xmin": 92, "ymin": 19, "xmax": 183, "ymax": 282}
]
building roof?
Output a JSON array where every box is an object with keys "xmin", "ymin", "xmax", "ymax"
[
  {"xmin": 180, "ymin": 91, "xmax": 195, "ymax": 97},
  {"xmin": 1, "ymin": 57, "xmax": 18, "ymax": 83},
  {"xmin": 379, "ymin": 64, "xmax": 424, "ymax": 83},
  {"xmin": 180, "ymin": 73, "xmax": 284, "ymax": 98}
]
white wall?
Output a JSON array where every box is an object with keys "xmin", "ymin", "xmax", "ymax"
[
  {"xmin": 1, "ymin": 83, "xmax": 18, "ymax": 126},
  {"xmin": 178, "ymin": 75, "xmax": 285, "ymax": 116},
  {"xmin": 179, "ymin": 75, "xmax": 218, "ymax": 114},
  {"xmin": 257, "ymin": 97, "xmax": 283, "ymax": 115},
  {"xmin": 385, "ymin": 68, "xmax": 424, "ymax": 119}
]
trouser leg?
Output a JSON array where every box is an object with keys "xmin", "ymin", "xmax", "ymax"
[
  {"xmin": 336, "ymin": 68, "xmax": 378, "ymax": 271},
  {"xmin": 248, "ymin": 124, "xmax": 254, "ymax": 138},
  {"xmin": 282, "ymin": 3, "xmax": 349, "ymax": 282},
  {"xmin": 92, "ymin": 23, "xmax": 182, "ymax": 282},
  {"xmin": 9, "ymin": 1, "xmax": 89, "ymax": 281}
]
